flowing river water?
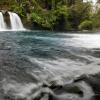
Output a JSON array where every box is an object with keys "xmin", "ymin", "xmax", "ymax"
[{"xmin": 0, "ymin": 31, "xmax": 100, "ymax": 100}]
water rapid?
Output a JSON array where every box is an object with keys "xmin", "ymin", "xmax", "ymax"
[{"xmin": 0, "ymin": 31, "xmax": 100, "ymax": 100}]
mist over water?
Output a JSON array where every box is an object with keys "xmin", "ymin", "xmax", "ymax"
[{"xmin": 0, "ymin": 31, "xmax": 100, "ymax": 100}]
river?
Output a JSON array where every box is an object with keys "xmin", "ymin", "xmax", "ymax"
[{"xmin": 0, "ymin": 31, "xmax": 100, "ymax": 100}]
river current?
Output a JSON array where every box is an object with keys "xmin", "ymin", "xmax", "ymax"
[{"xmin": 0, "ymin": 31, "xmax": 100, "ymax": 100}]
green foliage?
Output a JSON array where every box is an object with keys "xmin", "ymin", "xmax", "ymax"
[
  {"xmin": 10, "ymin": 5, "xmax": 26, "ymax": 18},
  {"xmin": 52, "ymin": 5, "xmax": 71, "ymax": 30},
  {"xmin": 78, "ymin": 20, "xmax": 93, "ymax": 30},
  {"xmin": 67, "ymin": 1, "xmax": 92, "ymax": 29},
  {"xmin": 31, "ymin": 4, "xmax": 70, "ymax": 30},
  {"xmin": 97, "ymin": 0, "xmax": 100, "ymax": 3},
  {"xmin": 31, "ymin": 11, "xmax": 57, "ymax": 29},
  {"xmin": 0, "ymin": 0, "xmax": 99, "ymax": 31},
  {"xmin": 92, "ymin": 8, "xmax": 100, "ymax": 29}
]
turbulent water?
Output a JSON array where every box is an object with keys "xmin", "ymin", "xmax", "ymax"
[{"xmin": 0, "ymin": 31, "xmax": 100, "ymax": 100}]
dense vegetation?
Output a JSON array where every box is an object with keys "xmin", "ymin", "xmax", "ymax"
[{"xmin": 0, "ymin": 0, "xmax": 100, "ymax": 31}]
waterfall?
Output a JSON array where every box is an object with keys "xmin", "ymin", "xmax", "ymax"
[
  {"xmin": 0, "ymin": 12, "xmax": 7, "ymax": 30},
  {"xmin": 0, "ymin": 11, "xmax": 25, "ymax": 31},
  {"xmin": 8, "ymin": 12, "xmax": 25, "ymax": 31}
]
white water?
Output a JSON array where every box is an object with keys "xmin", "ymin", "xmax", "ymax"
[
  {"xmin": 1, "ymin": 32, "xmax": 100, "ymax": 100},
  {"xmin": 8, "ymin": 12, "xmax": 25, "ymax": 31},
  {"xmin": 0, "ymin": 12, "xmax": 7, "ymax": 30}
]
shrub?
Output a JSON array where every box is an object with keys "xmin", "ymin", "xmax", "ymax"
[
  {"xmin": 31, "ymin": 11, "xmax": 57, "ymax": 29},
  {"xmin": 78, "ymin": 20, "xmax": 93, "ymax": 30}
]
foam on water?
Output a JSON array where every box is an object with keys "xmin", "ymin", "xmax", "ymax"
[{"xmin": 0, "ymin": 32, "xmax": 100, "ymax": 100}]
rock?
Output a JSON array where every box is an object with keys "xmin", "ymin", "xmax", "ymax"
[
  {"xmin": 1, "ymin": 10, "xmax": 8, "ymax": 15},
  {"xmin": 74, "ymin": 73, "xmax": 100, "ymax": 100}
]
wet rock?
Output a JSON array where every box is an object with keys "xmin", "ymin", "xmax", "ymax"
[
  {"xmin": 74, "ymin": 74, "xmax": 89, "ymax": 82},
  {"xmin": 74, "ymin": 73, "xmax": 100, "ymax": 100},
  {"xmin": 42, "ymin": 80, "xmax": 83, "ymax": 98},
  {"xmin": 1, "ymin": 10, "xmax": 8, "ymax": 15},
  {"xmin": 63, "ymin": 85, "xmax": 83, "ymax": 96}
]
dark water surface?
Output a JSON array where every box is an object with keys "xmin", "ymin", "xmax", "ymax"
[{"xmin": 0, "ymin": 31, "xmax": 100, "ymax": 100}]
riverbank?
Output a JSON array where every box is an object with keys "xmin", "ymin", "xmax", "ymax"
[{"xmin": 0, "ymin": 0, "xmax": 100, "ymax": 32}]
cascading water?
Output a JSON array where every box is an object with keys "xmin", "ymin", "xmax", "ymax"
[
  {"xmin": 8, "ymin": 12, "xmax": 25, "ymax": 30},
  {"xmin": 0, "ymin": 12, "xmax": 7, "ymax": 31}
]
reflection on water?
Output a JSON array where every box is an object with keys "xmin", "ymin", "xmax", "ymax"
[{"xmin": 0, "ymin": 31, "xmax": 100, "ymax": 100}]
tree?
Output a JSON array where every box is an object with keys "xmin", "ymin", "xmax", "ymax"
[{"xmin": 67, "ymin": 0, "xmax": 92, "ymax": 29}]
